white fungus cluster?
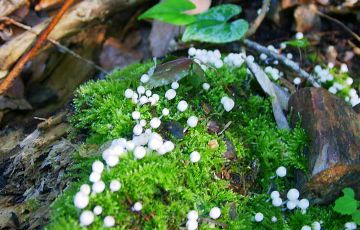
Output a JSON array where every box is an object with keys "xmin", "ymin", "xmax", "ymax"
[
  {"xmin": 264, "ymin": 66, "xmax": 283, "ymax": 80},
  {"xmin": 223, "ymin": 53, "xmax": 245, "ymax": 67},
  {"xmin": 188, "ymin": 47, "xmax": 223, "ymax": 69},
  {"xmin": 132, "ymin": 202, "xmax": 143, "ymax": 212},
  {"xmin": 186, "ymin": 210, "xmax": 199, "ymax": 230},
  {"xmin": 125, "ymin": 85, "xmax": 160, "ymax": 106},
  {"xmin": 345, "ymin": 222, "xmax": 357, "ymax": 230},
  {"xmin": 255, "ymin": 166, "xmax": 320, "ymax": 225},
  {"xmin": 221, "ymin": 96, "xmax": 235, "ymax": 112},
  {"xmin": 73, "ymin": 58, "xmax": 227, "ymax": 227},
  {"xmin": 209, "ymin": 207, "xmax": 221, "ymax": 219},
  {"xmin": 313, "ymin": 64, "xmax": 360, "ymax": 106},
  {"xmin": 74, "ymin": 47, "xmax": 352, "ymax": 228}
]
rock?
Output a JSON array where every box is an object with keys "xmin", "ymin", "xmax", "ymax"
[
  {"xmin": 289, "ymin": 87, "xmax": 360, "ymax": 204},
  {"xmin": 163, "ymin": 121, "xmax": 184, "ymax": 139}
]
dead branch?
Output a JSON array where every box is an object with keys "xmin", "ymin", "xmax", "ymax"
[
  {"xmin": 0, "ymin": 0, "xmax": 150, "ymax": 72},
  {"xmin": 0, "ymin": 0, "xmax": 28, "ymax": 17},
  {"xmin": 246, "ymin": 0, "xmax": 271, "ymax": 37},
  {"xmin": 0, "ymin": 0, "xmax": 74, "ymax": 94},
  {"xmin": 243, "ymin": 39, "xmax": 320, "ymax": 87},
  {"xmin": 1, "ymin": 16, "xmax": 109, "ymax": 74}
]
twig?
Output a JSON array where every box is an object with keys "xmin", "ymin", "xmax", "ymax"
[
  {"xmin": 246, "ymin": 0, "xmax": 271, "ymax": 37},
  {"xmin": 1, "ymin": 16, "xmax": 109, "ymax": 74},
  {"xmin": 311, "ymin": 6, "xmax": 360, "ymax": 43},
  {"xmin": 243, "ymin": 39, "xmax": 320, "ymax": 87},
  {"xmin": 0, "ymin": 0, "xmax": 75, "ymax": 94}
]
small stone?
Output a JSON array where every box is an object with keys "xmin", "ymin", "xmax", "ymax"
[{"xmin": 208, "ymin": 139, "xmax": 219, "ymax": 149}]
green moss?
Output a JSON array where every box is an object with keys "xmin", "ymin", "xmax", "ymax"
[{"xmin": 49, "ymin": 61, "xmax": 345, "ymax": 229}]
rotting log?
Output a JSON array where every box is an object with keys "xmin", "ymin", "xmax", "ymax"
[
  {"xmin": 289, "ymin": 87, "xmax": 360, "ymax": 204},
  {"xmin": 0, "ymin": 0, "xmax": 149, "ymax": 71}
]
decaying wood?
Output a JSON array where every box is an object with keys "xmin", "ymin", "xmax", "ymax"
[
  {"xmin": 243, "ymin": 39, "xmax": 321, "ymax": 87},
  {"xmin": 289, "ymin": 88, "xmax": 360, "ymax": 204},
  {"xmin": 1, "ymin": 16, "xmax": 109, "ymax": 74},
  {"xmin": 0, "ymin": 0, "xmax": 75, "ymax": 94},
  {"xmin": 0, "ymin": 0, "xmax": 28, "ymax": 17},
  {"xmin": 0, "ymin": 0, "xmax": 149, "ymax": 72}
]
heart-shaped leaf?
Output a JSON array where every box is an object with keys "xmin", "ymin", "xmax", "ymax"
[
  {"xmin": 197, "ymin": 4, "xmax": 241, "ymax": 21},
  {"xmin": 334, "ymin": 188, "xmax": 358, "ymax": 215},
  {"xmin": 183, "ymin": 19, "xmax": 248, "ymax": 43},
  {"xmin": 182, "ymin": 4, "xmax": 249, "ymax": 43},
  {"xmin": 138, "ymin": 0, "xmax": 196, "ymax": 25}
]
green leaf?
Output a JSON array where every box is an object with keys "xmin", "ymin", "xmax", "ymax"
[
  {"xmin": 284, "ymin": 38, "xmax": 310, "ymax": 48},
  {"xmin": 183, "ymin": 19, "xmax": 248, "ymax": 43},
  {"xmin": 343, "ymin": 188, "xmax": 356, "ymax": 198},
  {"xmin": 182, "ymin": 4, "xmax": 248, "ymax": 43},
  {"xmin": 197, "ymin": 4, "xmax": 241, "ymax": 21},
  {"xmin": 352, "ymin": 210, "xmax": 360, "ymax": 224},
  {"xmin": 138, "ymin": 0, "xmax": 196, "ymax": 25},
  {"xmin": 334, "ymin": 196, "xmax": 358, "ymax": 215}
]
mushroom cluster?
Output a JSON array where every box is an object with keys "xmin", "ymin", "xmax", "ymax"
[{"xmin": 71, "ymin": 46, "xmax": 356, "ymax": 229}]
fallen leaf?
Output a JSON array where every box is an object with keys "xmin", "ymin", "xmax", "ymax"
[
  {"xmin": 146, "ymin": 58, "xmax": 205, "ymax": 88},
  {"xmin": 245, "ymin": 59, "xmax": 289, "ymax": 129}
]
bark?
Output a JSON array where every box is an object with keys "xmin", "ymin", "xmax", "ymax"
[
  {"xmin": 289, "ymin": 87, "xmax": 360, "ymax": 204},
  {"xmin": 0, "ymin": 0, "xmax": 149, "ymax": 71},
  {"xmin": 0, "ymin": 0, "xmax": 28, "ymax": 17}
]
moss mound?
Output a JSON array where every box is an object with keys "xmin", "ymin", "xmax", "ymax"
[{"xmin": 48, "ymin": 61, "xmax": 345, "ymax": 229}]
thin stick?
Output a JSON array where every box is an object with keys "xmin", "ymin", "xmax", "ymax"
[
  {"xmin": 1, "ymin": 16, "xmax": 109, "ymax": 74},
  {"xmin": 311, "ymin": 7, "xmax": 360, "ymax": 43},
  {"xmin": 0, "ymin": 0, "xmax": 74, "ymax": 94},
  {"xmin": 246, "ymin": 0, "xmax": 271, "ymax": 37},
  {"xmin": 243, "ymin": 39, "xmax": 320, "ymax": 87}
]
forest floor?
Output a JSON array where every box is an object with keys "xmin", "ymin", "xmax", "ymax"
[{"xmin": 0, "ymin": 0, "xmax": 359, "ymax": 229}]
